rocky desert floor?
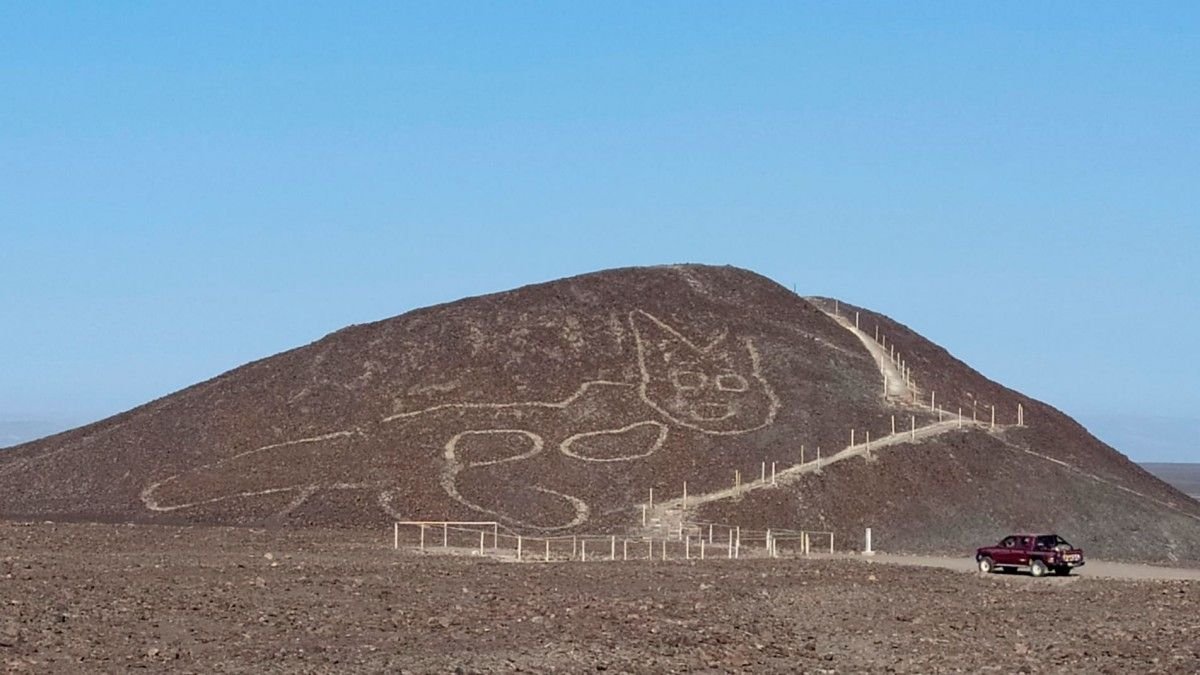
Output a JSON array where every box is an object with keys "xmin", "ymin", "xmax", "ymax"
[{"xmin": 1, "ymin": 521, "xmax": 1197, "ymax": 674}]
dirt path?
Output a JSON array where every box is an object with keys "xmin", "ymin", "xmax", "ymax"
[
  {"xmin": 816, "ymin": 302, "xmax": 913, "ymax": 399},
  {"xmin": 4, "ymin": 522, "xmax": 1196, "ymax": 672},
  {"xmin": 839, "ymin": 552, "xmax": 1200, "ymax": 581},
  {"xmin": 653, "ymin": 417, "xmax": 986, "ymax": 521}
]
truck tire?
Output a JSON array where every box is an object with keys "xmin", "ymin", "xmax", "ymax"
[
  {"xmin": 1030, "ymin": 559, "xmax": 1048, "ymax": 577},
  {"xmin": 978, "ymin": 556, "xmax": 995, "ymax": 573}
]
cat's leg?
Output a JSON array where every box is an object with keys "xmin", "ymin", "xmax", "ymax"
[
  {"xmin": 441, "ymin": 429, "xmax": 589, "ymax": 531},
  {"xmin": 560, "ymin": 421, "xmax": 669, "ymax": 462}
]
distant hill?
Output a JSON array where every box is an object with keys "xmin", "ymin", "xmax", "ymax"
[
  {"xmin": 2, "ymin": 264, "xmax": 1198, "ymax": 561},
  {"xmin": 0, "ymin": 420, "xmax": 71, "ymax": 449},
  {"xmin": 1081, "ymin": 414, "xmax": 1199, "ymax": 464},
  {"xmin": 1141, "ymin": 464, "xmax": 1200, "ymax": 499}
]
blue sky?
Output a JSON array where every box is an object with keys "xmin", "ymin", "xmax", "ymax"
[{"xmin": 2, "ymin": 3, "xmax": 1197, "ymax": 460}]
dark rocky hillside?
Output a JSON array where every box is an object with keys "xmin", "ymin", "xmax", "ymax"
[{"xmin": 1, "ymin": 264, "xmax": 1197, "ymax": 561}]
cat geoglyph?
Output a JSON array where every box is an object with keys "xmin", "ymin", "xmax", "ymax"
[{"xmin": 141, "ymin": 310, "xmax": 780, "ymax": 531}]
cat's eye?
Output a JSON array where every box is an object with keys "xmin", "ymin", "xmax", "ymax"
[
  {"xmin": 671, "ymin": 370, "xmax": 706, "ymax": 390},
  {"xmin": 715, "ymin": 373, "xmax": 749, "ymax": 392}
]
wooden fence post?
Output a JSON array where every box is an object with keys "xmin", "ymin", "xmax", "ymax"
[
  {"xmin": 517, "ymin": 536, "xmax": 523, "ymax": 561},
  {"xmin": 443, "ymin": 523, "xmax": 448, "ymax": 547},
  {"xmin": 479, "ymin": 531, "xmax": 485, "ymax": 556},
  {"xmin": 545, "ymin": 539, "xmax": 550, "ymax": 562},
  {"xmin": 911, "ymin": 415, "xmax": 916, "ymax": 441},
  {"xmin": 611, "ymin": 535, "xmax": 616, "ymax": 561}
]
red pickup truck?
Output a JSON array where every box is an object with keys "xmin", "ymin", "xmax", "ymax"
[{"xmin": 976, "ymin": 534, "xmax": 1084, "ymax": 577}]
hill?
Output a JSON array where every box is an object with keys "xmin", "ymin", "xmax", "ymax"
[{"xmin": 1, "ymin": 264, "xmax": 1198, "ymax": 561}]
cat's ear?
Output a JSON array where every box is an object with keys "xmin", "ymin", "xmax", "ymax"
[{"xmin": 630, "ymin": 310, "xmax": 721, "ymax": 367}]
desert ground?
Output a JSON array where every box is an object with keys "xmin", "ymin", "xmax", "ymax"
[{"xmin": 2, "ymin": 521, "xmax": 1197, "ymax": 673}]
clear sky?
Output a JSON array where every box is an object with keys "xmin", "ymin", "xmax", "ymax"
[{"xmin": 2, "ymin": 3, "xmax": 1197, "ymax": 459}]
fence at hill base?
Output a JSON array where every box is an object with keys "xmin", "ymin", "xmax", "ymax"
[{"xmin": 393, "ymin": 520, "xmax": 835, "ymax": 562}]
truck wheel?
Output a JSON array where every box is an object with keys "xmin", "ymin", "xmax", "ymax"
[
  {"xmin": 1030, "ymin": 559, "xmax": 1048, "ymax": 577},
  {"xmin": 978, "ymin": 556, "xmax": 995, "ymax": 573}
]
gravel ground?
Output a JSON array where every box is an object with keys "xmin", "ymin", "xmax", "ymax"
[{"xmin": 2, "ymin": 522, "xmax": 1197, "ymax": 673}]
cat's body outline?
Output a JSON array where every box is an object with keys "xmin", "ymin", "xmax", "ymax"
[{"xmin": 141, "ymin": 309, "xmax": 780, "ymax": 530}]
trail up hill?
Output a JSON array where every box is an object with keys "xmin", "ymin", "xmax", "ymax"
[{"xmin": 2, "ymin": 265, "xmax": 1197, "ymax": 561}]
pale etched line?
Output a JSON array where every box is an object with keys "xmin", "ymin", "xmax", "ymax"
[
  {"xmin": 142, "ymin": 484, "xmax": 298, "ymax": 512},
  {"xmin": 995, "ymin": 439, "xmax": 1200, "ymax": 524},
  {"xmin": 139, "ymin": 430, "xmax": 357, "ymax": 512},
  {"xmin": 560, "ymin": 421, "xmax": 668, "ymax": 462},
  {"xmin": 630, "ymin": 309, "xmax": 781, "ymax": 435},
  {"xmin": 444, "ymin": 429, "xmax": 545, "ymax": 469},
  {"xmin": 382, "ymin": 381, "xmax": 634, "ymax": 423}
]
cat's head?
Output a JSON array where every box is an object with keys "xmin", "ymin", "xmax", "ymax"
[{"xmin": 630, "ymin": 310, "xmax": 779, "ymax": 434}]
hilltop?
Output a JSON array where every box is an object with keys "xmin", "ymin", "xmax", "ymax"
[{"xmin": 1, "ymin": 264, "xmax": 1197, "ymax": 560}]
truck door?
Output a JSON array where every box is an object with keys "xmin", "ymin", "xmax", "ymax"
[
  {"xmin": 996, "ymin": 537, "xmax": 1018, "ymax": 565},
  {"xmin": 1015, "ymin": 536, "xmax": 1033, "ymax": 566}
]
